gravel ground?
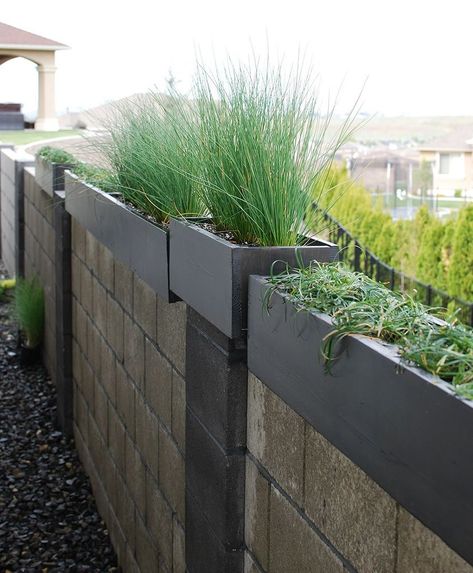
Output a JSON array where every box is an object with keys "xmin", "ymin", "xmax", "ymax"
[{"xmin": 0, "ymin": 269, "xmax": 118, "ymax": 572}]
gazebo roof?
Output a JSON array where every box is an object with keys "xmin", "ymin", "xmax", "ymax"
[{"xmin": 0, "ymin": 21, "xmax": 68, "ymax": 51}]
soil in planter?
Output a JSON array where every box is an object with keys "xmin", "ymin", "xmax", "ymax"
[{"xmin": 0, "ymin": 270, "xmax": 118, "ymax": 572}]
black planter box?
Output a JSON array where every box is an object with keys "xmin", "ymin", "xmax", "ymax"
[
  {"xmin": 248, "ymin": 276, "xmax": 473, "ymax": 566},
  {"xmin": 65, "ymin": 172, "xmax": 172, "ymax": 302},
  {"xmin": 35, "ymin": 155, "xmax": 73, "ymax": 197},
  {"xmin": 170, "ymin": 218, "xmax": 338, "ymax": 338}
]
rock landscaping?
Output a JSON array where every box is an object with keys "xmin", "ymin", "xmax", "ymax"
[{"xmin": 0, "ymin": 264, "xmax": 118, "ymax": 572}]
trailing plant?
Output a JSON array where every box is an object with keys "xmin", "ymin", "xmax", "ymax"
[
  {"xmin": 189, "ymin": 56, "xmax": 361, "ymax": 246},
  {"xmin": 37, "ymin": 146, "xmax": 76, "ymax": 165},
  {"xmin": 266, "ymin": 262, "xmax": 473, "ymax": 394},
  {"xmin": 14, "ymin": 276, "xmax": 44, "ymax": 349},
  {"xmin": 99, "ymin": 93, "xmax": 202, "ymax": 223}
]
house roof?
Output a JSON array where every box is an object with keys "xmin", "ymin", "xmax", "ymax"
[
  {"xmin": 420, "ymin": 124, "xmax": 473, "ymax": 152},
  {"xmin": 0, "ymin": 21, "xmax": 68, "ymax": 50}
]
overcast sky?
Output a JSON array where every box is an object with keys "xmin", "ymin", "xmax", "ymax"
[{"xmin": 1, "ymin": 0, "xmax": 473, "ymax": 120}]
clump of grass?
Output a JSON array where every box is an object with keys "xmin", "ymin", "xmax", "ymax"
[
  {"xmin": 71, "ymin": 162, "xmax": 115, "ymax": 192},
  {"xmin": 267, "ymin": 262, "xmax": 473, "ymax": 393},
  {"xmin": 190, "ymin": 56, "xmax": 360, "ymax": 246},
  {"xmin": 14, "ymin": 276, "xmax": 44, "ymax": 348},
  {"xmin": 37, "ymin": 146, "xmax": 76, "ymax": 165},
  {"xmin": 100, "ymin": 93, "xmax": 202, "ymax": 223}
]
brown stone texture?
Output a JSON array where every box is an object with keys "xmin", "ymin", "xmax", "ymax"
[
  {"xmin": 245, "ymin": 457, "xmax": 270, "ymax": 570},
  {"xmin": 70, "ymin": 214, "xmax": 186, "ymax": 573},
  {"xmin": 269, "ymin": 487, "xmax": 345, "ymax": 573},
  {"xmin": 247, "ymin": 373, "xmax": 305, "ymax": 505},
  {"xmin": 396, "ymin": 508, "xmax": 473, "ymax": 573},
  {"xmin": 304, "ymin": 424, "xmax": 397, "ymax": 573}
]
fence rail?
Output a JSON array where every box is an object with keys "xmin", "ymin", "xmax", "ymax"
[{"xmin": 319, "ymin": 210, "xmax": 473, "ymax": 327}]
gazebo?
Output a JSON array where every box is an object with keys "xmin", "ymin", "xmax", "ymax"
[{"xmin": 0, "ymin": 21, "xmax": 68, "ymax": 131}]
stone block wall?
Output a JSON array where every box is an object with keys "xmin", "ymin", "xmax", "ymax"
[
  {"xmin": 70, "ymin": 218, "xmax": 186, "ymax": 573},
  {"xmin": 1, "ymin": 149, "xmax": 21, "ymax": 276},
  {"xmin": 23, "ymin": 168, "xmax": 57, "ymax": 381},
  {"xmin": 245, "ymin": 372, "xmax": 473, "ymax": 573}
]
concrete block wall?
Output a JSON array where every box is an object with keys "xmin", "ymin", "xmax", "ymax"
[
  {"xmin": 23, "ymin": 168, "xmax": 57, "ymax": 381},
  {"xmin": 245, "ymin": 372, "xmax": 473, "ymax": 573},
  {"xmin": 1, "ymin": 148, "xmax": 21, "ymax": 276},
  {"xmin": 70, "ymin": 218, "xmax": 186, "ymax": 573}
]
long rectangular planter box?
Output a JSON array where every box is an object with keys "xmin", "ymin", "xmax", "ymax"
[
  {"xmin": 170, "ymin": 218, "xmax": 338, "ymax": 338},
  {"xmin": 65, "ymin": 172, "xmax": 173, "ymax": 301},
  {"xmin": 35, "ymin": 155, "xmax": 73, "ymax": 197},
  {"xmin": 248, "ymin": 275, "xmax": 473, "ymax": 566}
]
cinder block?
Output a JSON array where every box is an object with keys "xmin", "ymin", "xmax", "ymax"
[
  {"xmin": 73, "ymin": 385, "xmax": 88, "ymax": 442},
  {"xmin": 269, "ymin": 486, "xmax": 344, "ymax": 573},
  {"xmin": 94, "ymin": 380, "xmax": 109, "ymax": 442},
  {"xmin": 71, "ymin": 254, "xmax": 81, "ymax": 299},
  {"xmin": 106, "ymin": 294, "xmax": 124, "ymax": 362},
  {"xmin": 396, "ymin": 507, "xmax": 473, "ymax": 573},
  {"xmin": 146, "ymin": 473, "xmax": 173, "ymax": 568},
  {"xmin": 74, "ymin": 300, "xmax": 88, "ymax": 355},
  {"xmin": 125, "ymin": 435, "xmax": 146, "ymax": 519},
  {"xmin": 71, "ymin": 218, "xmax": 86, "ymax": 261},
  {"xmin": 244, "ymin": 552, "xmax": 260, "ymax": 573},
  {"xmin": 81, "ymin": 358, "xmax": 95, "ymax": 413},
  {"xmin": 304, "ymin": 424, "xmax": 397, "ymax": 573},
  {"xmin": 135, "ymin": 396, "xmax": 159, "ymax": 480},
  {"xmin": 159, "ymin": 426, "xmax": 185, "ymax": 523},
  {"xmin": 108, "ymin": 407, "xmax": 126, "ymax": 475},
  {"xmin": 145, "ymin": 339, "xmax": 172, "ymax": 429},
  {"xmin": 245, "ymin": 457, "xmax": 270, "ymax": 570},
  {"xmin": 97, "ymin": 242, "xmax": 114, "ymax": 292},
  {"xmin": 80, "ymin": 263, "xmax": 93, "ymax": 315},
  {"xmin": 157, "ymin": 297, "xmax": 186, "ymax": 376},
  {"xmin": 114, "ymin": 259, "xmax": 133, "ymax": 315},
  {"xmin": 100, "ymin": 339, "xmax": 117, "ymax": 405},
  {"xmin": 171, "ymin": 369, "xmax": 185, "ymax": 453},
  {"xmin": 85, "ymin": 229, "xmax": 99, "ymax": 272},
  {"xmin": 136, "ymin": 514, "xmax": 159, "ymax": 573},
  {"xmin": 247, "ymin": 373, "xmax": 305, "ymax": 506},
  {"xmin": 116, "ymin": 472, "xmax": 136, "ymax": 554},
  {"xmin": 134, "ymin": 275, "xmax": 157, "ymax": 341},
  {"xmin": 92, "ymin": 277, "xmax": 107, "ymax": 336},
  {"xmin": 172, "ymin": 516, "xmax": 185, "ymax": 573},
  {"xmin": 116, "ymin": 362, "xmax": 135, "ymax": 439},
  {"xmin": 124, "ymin": 313, "xmax": 145, "ymax": 389}
]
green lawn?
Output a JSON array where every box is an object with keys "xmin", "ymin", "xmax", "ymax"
[{"xmin": 0, "ymin": 130, "xmax": 80, "ymax": 145}]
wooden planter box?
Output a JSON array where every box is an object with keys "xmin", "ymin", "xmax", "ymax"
[
  {"xmin": 248, "ymin": 275, "xmax": 473, "ymax": 566},
  {"xmin": 35, "ymin": 155, "xmax": 73, "ymax": 197},
  {"xmin": 65, "ymin": 172, "xmax": 173, "ymax": 301},
  {"xmin": 169, "ymin": 218, "xmax": 338, "ymax": 338}
]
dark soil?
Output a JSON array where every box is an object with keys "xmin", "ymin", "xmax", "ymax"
[{"xmin": 0, "ymin": 273, "xmax": 118, "ymax": 572}]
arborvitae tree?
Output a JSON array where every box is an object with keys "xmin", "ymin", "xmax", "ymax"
[
  {"xmin": 416, "ymin": 218, "xmax": 446, "ymax": 286},
  {"xmin": 448, "ymin": 205, "xmax": 473, "ymax": 300}
]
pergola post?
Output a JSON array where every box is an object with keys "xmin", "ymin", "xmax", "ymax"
[{"xmin": 35, "ymin": 64, "xmax": 59, "ymax": 131}]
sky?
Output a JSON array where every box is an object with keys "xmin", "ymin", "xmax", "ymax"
[{"xmin": 1, "ymin": 0, "xmax": 473, "ymax": 120}]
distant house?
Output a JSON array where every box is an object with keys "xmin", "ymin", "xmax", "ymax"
[{"xmin": 419, "ymin": 125, "xmax": 473, "ymax": 197}]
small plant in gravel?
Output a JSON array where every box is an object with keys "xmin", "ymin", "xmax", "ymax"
[
  {"xmin": 37, "ymin": 146, "xmax": 76, "ymax": 165},
  {"xmin": 100, "ymin": 93, "xmax": 203, "ymax": 223},
  {"xmin": 14, "ymin": 276, "xmax": 44, "ymax": 349},
  {"xmin": 189, "ymin": 57, "xmax": 360, "ymax": 246},
  {"xmin": 266, "ymin": 262, "xmax": 473, "ymax": 394}
]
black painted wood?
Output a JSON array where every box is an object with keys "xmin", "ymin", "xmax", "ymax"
[
  {"xmin": 170, "ymin": 218, "xmax": 338, "ymax": 338},
  {"xmin": 64, "ymin": 172, "xmax": 174, "ymax": 302},
  {"xmin": 248, "ymin": 276, "xmax": 473, "ymax": 566},
  {"xmin": 35, "ymin": 155, "xmax": 73, "ymax": 197}
]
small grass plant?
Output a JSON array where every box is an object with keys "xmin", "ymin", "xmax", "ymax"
[
  {"xmin": 14, "ymin": 276, "xmax": 44, "ymax": 349},
  {"xmin": 37, "ymin": 146, "xmax": 76, "ymax": 165},
  {"xmin": 266, "ymin": 262, "xmax": 473, "ymax": 395}
]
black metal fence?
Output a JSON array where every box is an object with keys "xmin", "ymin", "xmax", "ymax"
[{"xmin": 320, "ymin": 210, "xmax": 473, "ymax": 327}]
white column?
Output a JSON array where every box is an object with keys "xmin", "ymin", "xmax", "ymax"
[{"xmin": 35, "ymin": 64, "xmax": 59, "ymax": 131}]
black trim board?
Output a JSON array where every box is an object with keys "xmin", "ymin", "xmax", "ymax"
[{"xmin": 248, "ymin": 276, "xmax": 473, "ymax": 566}]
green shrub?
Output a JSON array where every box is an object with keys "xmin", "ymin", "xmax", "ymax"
[
  {"xmin": 14, "ymin": 276, "xmax": 44, "ymax": 348},
  {"xmin": 37, "ymin": 146, "xmax": 76, "ymax": 165},
  {"xmin": 448, "ymin": 205, "xmax": 473, "ymax": 300},
  {"xmin": 71, "ymin": 162, "xmax": 115, "ymax": 192}
]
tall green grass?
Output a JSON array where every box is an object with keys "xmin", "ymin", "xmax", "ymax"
[
  {"xmin": 15, "ymin": 277, "xmax": 44, "ymax": 348},
  {"xmin": 190, "ymin": 57, "xmax": 360, "ymax": 245},
  {"xmin": 101, "ymin": 94, "xmax": 202, "ymax": 223},
  {"xmin": 267, "ymin": 262, "xmax": 473, "ymax": 393}
]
